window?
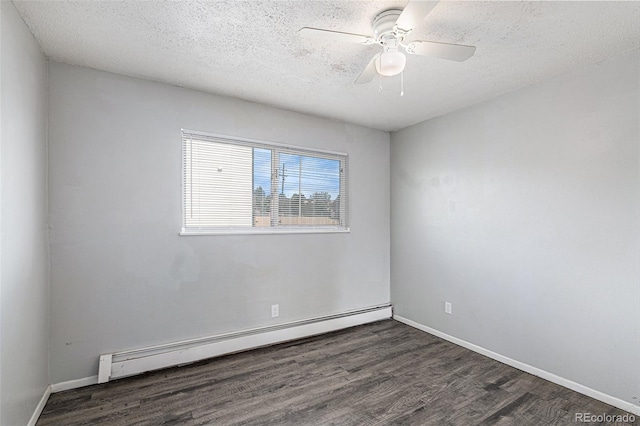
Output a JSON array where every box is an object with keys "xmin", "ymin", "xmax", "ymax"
[{"xmin": 181, "ymin": 130, "xmax": 348, "ymax": 234}]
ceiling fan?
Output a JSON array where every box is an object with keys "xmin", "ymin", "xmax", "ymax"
[{"xmin": 299, "ymin": 0, "xmax": 476, "ymax": 84}]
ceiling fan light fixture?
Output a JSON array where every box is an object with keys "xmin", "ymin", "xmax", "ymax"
[{"xmin": 376, "ymin": 49, "xmax": 406, "ymax": 76}]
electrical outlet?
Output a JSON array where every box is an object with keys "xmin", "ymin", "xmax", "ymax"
[
  {"xmin": 271, "ymin": 304, "xmax": 279, "ymax": 318},
  {"xmin": 445, "ymin": 302, "xmax": 452, "ymax": 315}
]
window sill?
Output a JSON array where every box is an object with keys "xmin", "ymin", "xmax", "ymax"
[{"xmin": 180, "ymin": 227, "xmax": 351, "ymax": 236}]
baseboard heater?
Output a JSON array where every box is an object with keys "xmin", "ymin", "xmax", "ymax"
[{"xmin": 98, "ymin": 304, "xmax": 392, "ymax": 383}]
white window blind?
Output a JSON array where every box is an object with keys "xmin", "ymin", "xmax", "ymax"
[{"xmin": 182, "ymin": 130, "xmax": 349, "ymax": 234}]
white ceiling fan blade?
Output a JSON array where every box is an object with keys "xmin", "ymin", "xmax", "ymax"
[
  {"xmin": 406, "ymin": 41, "xmax": 476, "ymax": 61},
  {"xmin": 355, "ymin": 56, "xmax": 379, "ymax": 84},
  {"xmin": 299, "ymin": 28, "xmax": 374, "ymax": 44},
  {"xmin": 395, "ymin": 0, "xmax": 439, "ymax": 33}
]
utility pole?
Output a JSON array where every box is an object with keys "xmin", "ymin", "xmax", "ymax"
[
  {"xmin": 281, "ymin": 163, "xmax": 286, "ymax": 195},
  {"xmin": 298, "ymin": 159, "xmax": 302, "ymax": 218}
]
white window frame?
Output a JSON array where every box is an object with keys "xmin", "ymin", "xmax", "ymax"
[{"xmin": 180, "ymin": 129, "xmax": 350, "ymax": 236}]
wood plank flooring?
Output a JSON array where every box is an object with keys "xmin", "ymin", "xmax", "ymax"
[{"xmin": 37, "ymin": 320, "xmax": 637, "ymax": 425}]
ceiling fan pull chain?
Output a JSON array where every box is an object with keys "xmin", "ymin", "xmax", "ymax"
[{"xmin": 400, "ymin": 71, "xmax": 404, "ymax": 97}]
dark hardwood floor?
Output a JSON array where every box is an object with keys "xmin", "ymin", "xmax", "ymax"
[{"xmin": 38, "ymin": 320, "xmax": 636, "ymax": 425}]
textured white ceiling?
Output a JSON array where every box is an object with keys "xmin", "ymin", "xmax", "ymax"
[{"xmin": 13, "ymin": 0, "xmax": 640, "ymax": 131}]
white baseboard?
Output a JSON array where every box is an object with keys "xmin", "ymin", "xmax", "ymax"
[
  {"xmin": 27, "ymin": 385, "xmax": 51, "ymax": 426},
  {"xmin": 104, "ymin": 305, "xmax": 392, "ymax": 382},
  {"xmin": 50, "ymin": 375, "xmax": 98, "ymax": 393},
  {"xmin": 393, "ymin": 315, "xmax": 640, "ymax": 417}
]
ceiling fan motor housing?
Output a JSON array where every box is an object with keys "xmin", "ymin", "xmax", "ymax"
[{"xmin": 373, "ymin": 10, "xmax": 403, "ymax": 42}]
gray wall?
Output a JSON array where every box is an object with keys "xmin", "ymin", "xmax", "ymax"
[
  {"xmin": 1, "ymin": 2, "xmax": 50, "ymax": 424},
  {"xmin": 48, "ymin": 62, "xmax": 390, "ymax": 383},
  {"xmin": 391, "ymin": 50, "xmax": 639, "ymax": 407}
]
